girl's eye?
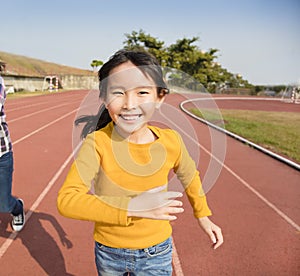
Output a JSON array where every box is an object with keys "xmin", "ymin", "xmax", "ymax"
[
  {"xmin": 112, "ymin": 91, "xmax": 124, "ymax": 95},
  {"xmin": 138, "ymin": 90, "xmax": 150, "ymax": 95}
]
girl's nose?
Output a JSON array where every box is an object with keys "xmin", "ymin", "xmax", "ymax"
[{"xmin": 123, "ymin": 94, "xmax": 137, "ymax": 110}]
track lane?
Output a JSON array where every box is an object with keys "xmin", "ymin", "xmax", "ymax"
[{"xmin": 0, "ymin": 91, "xmax": 299, "ymax": 275}]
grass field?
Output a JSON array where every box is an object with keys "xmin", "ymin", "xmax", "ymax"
[
  {"xmin": 190, "ymin": 108, "xmax": 300, "ymax": 163},
  {"xmin": 6, "ymin": 90, "xmax": 72, "ymax": 99}
]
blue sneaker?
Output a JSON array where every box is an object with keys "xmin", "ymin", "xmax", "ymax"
[{"xmin": 11, "ymin": 199, "xmax": 25, "ymax": 232}]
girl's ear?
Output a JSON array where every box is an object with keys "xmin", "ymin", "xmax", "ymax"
[
  {"xmin": 155, "ymin": 96, "xmax": 165, "ymax": 109},
  {"xmin": 155, "ymin": 88, "xmax": 168, "ymax": 109}
]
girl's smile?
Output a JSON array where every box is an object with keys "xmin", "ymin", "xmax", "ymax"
[{"xmin": 119, "ymin": 112, "xmax": 142, "ymax": 122}]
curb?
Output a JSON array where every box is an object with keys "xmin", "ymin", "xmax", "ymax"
[{"xmin": 180, "ymin": 98, "xmax": 300, "ymax": 171}]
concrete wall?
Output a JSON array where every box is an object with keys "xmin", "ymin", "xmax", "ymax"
[
  {"xmin": 2, "ymin": 74, "xmax": 98, "ymax": 92},
  {"xmin": 61, "ymin": 75, "xmax": 98, "ymax": 90},
  {"xmin": 3, "ymin": 75, "xmax": 44, "ymax": 92}
]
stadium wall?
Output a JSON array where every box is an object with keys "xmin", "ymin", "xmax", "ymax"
[{"xmin": 2, "ymin": 74, "xmax": 98, "ymax": 92}]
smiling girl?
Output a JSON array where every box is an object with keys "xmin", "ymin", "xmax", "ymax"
[{"xmin": 57, "ymin": 50, "xmax": 223, "ymax": 275}]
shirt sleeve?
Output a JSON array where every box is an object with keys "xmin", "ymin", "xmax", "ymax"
[
  {"xmin": 173, "ymin": 131, "xmax": 212, "ymax": 218},
  {"xmin": 0, "ymin": 81, "xmax": 5, "ymax": 110},
  {"xmin": 57, "ymin": 132, "xmax": 132, "ymax": 226}
]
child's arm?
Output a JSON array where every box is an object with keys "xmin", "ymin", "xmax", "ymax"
[
  {"xmin": 198, "ymin": 216, "xmax": 223, "ymax": 249},
  {"xmin": 57, "ymin": 162, "xmax": 131, "ymax": 226},
  {"xmin": 57, "ymin": 134, "xmax": 132, "ymax": 226},
  {"xmin": 185, "ymin": 175, "xmax": 224, "ymax": 249},
  {"xmin": 58, "ymin": 169, "xmax": 184, "ymax": 224},
  {"xmin": 0, "ymin": 81, "xmax": 5, "ymax": 109},
  {"xmin": 174, "ymin": 131, "xmax": 224, "ymax": 249}
]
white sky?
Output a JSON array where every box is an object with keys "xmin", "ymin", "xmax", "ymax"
[{"xmin": 1, "ymin": 0, "xmax": 299, "ymax": 85}]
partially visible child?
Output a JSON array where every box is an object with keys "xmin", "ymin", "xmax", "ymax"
[
  {"xmin": 0, "ymin": 75, "xmax": 25, "ymax": 231},
  {"xmin": 57, "ymin": 50, "xmax": 223, "ymax": 275}
]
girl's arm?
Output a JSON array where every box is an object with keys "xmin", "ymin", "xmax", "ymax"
[
  {"xmin": 198, "ymin": 216, "xmax": 223, "ymax": 249},
  {"xmin": 57, "ymin": 167, "xmax": 184, "ymax": 224},
  {"xmin": 185, "ymin": 174, "xmax": 223, "ymax": 249},
  {"xmin": 174, "ymin": 131, "xmax": 224, "ymax": 249},
  {"xmin": 57, "ymin": 162, "xmax": 131, "ymax": 226},
  {"xmin": 57, "ymin": 134, "xmax": 131, "ymax": 226}
]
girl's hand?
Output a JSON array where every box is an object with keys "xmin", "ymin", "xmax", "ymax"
[
  {"xmin": 198, "ymin": 217, "xmax": 223, "ymax": 249},
  {"xmin": 127, "ymin": 185, "xmax": 184, "ymax": 220}
]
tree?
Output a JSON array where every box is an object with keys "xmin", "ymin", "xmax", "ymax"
[
  {"xmin": 124, "ymin": 30, "xmax": 169, "ymax": 66},
  {"xmin": 90, "ymin": 60, "xmax": 103, "ymax": 72},
  {"xmin": 123, "ymin": 30, "xmax": 253, "ymax": 93}
]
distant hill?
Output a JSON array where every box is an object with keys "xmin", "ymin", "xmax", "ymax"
[{"xmin": 0, "ymin": 51, "xmax": 94, "ymax": 77}]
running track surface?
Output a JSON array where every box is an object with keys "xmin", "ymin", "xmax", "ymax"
[{"xmin": 0, "ymin": 90, "xmax": 299, "ymax": 275}]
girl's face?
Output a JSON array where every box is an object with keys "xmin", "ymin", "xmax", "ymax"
[{"xmin": 105, "ymin": 61, "xmax": 165, "ymax": 139}]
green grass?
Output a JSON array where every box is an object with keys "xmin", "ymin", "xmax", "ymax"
[
  {"xmin": 190, "ymin": 108, "xmax": 300, "ymax": 163},
  {"xmin": 6, "ymin": 89, "xmax": 71, "ymax": 99},
  {"xmin": 7, "ymin": 90, "xmax": 50, "ymax": 98}
]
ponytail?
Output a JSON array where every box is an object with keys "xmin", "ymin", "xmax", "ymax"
[{"xmin": 75, "ymin": 104, "xmax": 112, "ymax": 139}]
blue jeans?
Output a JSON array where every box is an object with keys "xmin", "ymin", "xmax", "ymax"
[
  {"xmin": 95, "ymin": 237, "xmax": 173, "ymax": 276},
  {"xmin": 0, "ymin": 151, "xmax": 18, "ymax": 213}
]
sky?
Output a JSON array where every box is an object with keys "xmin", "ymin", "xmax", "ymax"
[{"xmin": 1, "ymin": 0, "xmax": 299, "ymax": 85}]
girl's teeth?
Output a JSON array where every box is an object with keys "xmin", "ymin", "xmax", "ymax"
[{"xmin": 121, "ymin": 115, "xmax": 140, "ymax": 120}]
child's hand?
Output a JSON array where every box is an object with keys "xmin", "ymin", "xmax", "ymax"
[
  {"xmin": 197, "ymin": 217, "xmax": 223, "ymax": 249},
  {"xmin": 128, "ymin": 185, "xmax": 184, "ymax": 220}
]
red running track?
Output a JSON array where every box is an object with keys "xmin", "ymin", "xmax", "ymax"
[{"xmin": 0, "ymin": 90, "xmax": 299, "ymax": 275}]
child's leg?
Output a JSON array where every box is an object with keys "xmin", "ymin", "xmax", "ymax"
[{"xmin": 0, "ymin": 152, "xmax": 18, "ymax": 213}]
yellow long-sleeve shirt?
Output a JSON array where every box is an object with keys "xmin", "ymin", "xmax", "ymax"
[{"xmin": 57, "ymin": 122, "xmax": 211, "ymax": 249}]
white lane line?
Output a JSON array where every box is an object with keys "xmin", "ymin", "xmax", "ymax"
[
  {"xmin": 7, "ymin": 101, "xmax": 48, "ymax": 112},
  {"xmin": 6, "ymin": 92, "xmax": 85, "ymax": 112},
  {"xmin": 0, "ymin": 148, "xmax": 77, "ymax": 258},
  {"xmin": 220, "ymin": 161, "xmax": 300, "ymax": 232},
  {"xmin": 12, "ymin": 109, "xmax": 77, "ymax": 145},
  {"xmin": 172, "ymin": 239, "xmax": 184, "ymax": 276},
  {"xmin": 9, "ymin": 101, "xmax": 79, "ymax": 123}
]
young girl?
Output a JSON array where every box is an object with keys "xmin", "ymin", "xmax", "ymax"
[{"xmin": 57, "ymin": 50, "xmax": 223, "ymax": 275}]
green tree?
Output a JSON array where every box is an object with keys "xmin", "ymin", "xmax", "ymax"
[
  {"xmin": 123, "ymin": 30, "xmax": 253, "ymax": 93},
  {"xmin": 124, "ymin": 30, "xmax": 169, "ymax": 66},
  {"xmin": 90, "ymin": 60, "xmax": 103, "ymax": 71}
]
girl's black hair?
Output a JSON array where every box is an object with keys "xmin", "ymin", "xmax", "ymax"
[{"xmin": 75, "ymin": 49, "xmax": 169, "ymax": 139}]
